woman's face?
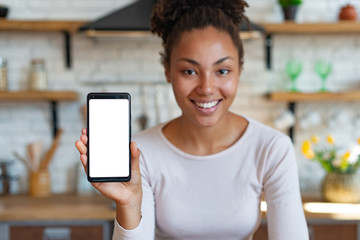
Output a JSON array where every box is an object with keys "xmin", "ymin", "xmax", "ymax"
[{"xmin": 165, "ymin": 26, "xmax": 241, "ymax": 128}]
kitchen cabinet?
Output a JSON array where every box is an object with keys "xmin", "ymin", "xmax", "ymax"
[
  {"xmin": 254, "ymin": 223, "xmax": 359, "ymax": 240},
  {"xmin": 0, "ymin": 91, "xmax": 78, "ymax": 138},
  {"xmin": 0, "ymin": 20, "xmax": 86, "ymax": 68},
  {"xmin": 308, "ymin": 223, "xmax": 358, "ymax": 240},
  {"xmin": 7, "ymin": 222, "xmax": 109, "ymax": 240}
]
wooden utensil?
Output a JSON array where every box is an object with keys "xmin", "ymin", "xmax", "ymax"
[
  {"xmin": 39, "ymin": 129, "xmax": 63, "ymax": 170},
  {"xmin": 27, "ymin": 142, "xmax": 42, "ymax": 172},
  {"xmin": 13, "ymin": 151, "xmax": 31, "ymax": 171}
]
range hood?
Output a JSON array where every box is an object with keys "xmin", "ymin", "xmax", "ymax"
[{"xmin": 79, "ymin": 0, "xmax": 264, "ymax": 39}]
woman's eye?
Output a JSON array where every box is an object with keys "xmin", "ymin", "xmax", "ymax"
[
  {"xmin": 183, "ymin": 69, "xmax": 196, "ymax": 75},
  {"xmin": 218, "ymin": 69, "xmax": 229, "ymax": 75}
]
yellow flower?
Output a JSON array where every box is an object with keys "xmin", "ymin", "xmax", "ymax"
[
  {"xmin": 302, "ymin": 140, "xmax": 311, "ymax": 151},
  {"xmin": 358, "ymin": 137, "xmax": 360, "ymax": 145},
  {"xmin": 303, "ymin": 149, "xmax": 315, "ymax": 159},
  {"xmin": 343, "ymin": 151, "xmax": 351, "ymax": 160},
  {"xmin": 311, "ymin": 135, "xmax": 319, "ymax": 144},
  {"xmin": 302, "ymin": 140, "xmax": 314, "ymax": 159},
  {"xmin": 327, "ymin": 134, "xmax": 335, "ymax": 145}
]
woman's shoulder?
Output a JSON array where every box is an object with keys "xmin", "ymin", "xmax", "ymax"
[
  {"xmin": 244, "ymin": 116, "xmax": 291, "ymax": 145},
  {"xmin": 133, "ymin": 122, "xmax": 167, "ymax": 148}
]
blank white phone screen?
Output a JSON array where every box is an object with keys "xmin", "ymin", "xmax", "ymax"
[{"xmin": 89, "ymin": 99, "xmax": 129, "ymax": 178}]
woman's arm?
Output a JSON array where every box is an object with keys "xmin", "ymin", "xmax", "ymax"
[
  {"xmin": 75, "ymin": 129, "xmax": 143, "ymax": 230},
  {"xmin": 112, "ymin": 153, "xmax": 156, "ymax": 239},
  {"xmin": 263, "ymin": 136, "xmax": 309, "ymax": 240}
]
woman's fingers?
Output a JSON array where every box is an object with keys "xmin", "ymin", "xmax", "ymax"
[
  {"xmin": 130, "ymin": 142, "xmax": 140, "ymax": 171},
  {"xmin": 82, "ymin": 128, "xmax": 87, "ymax": 135},
  {"xmin": 75, "ymin": 140, "xmax": 87, "ymax": 155},
  {"xmin": 80, "ymin": 153, "xmax": 88, "ymax": 173},
  {"xmin": 80, "ymin": 134, "xmax": 88, "ymax": 145},
  {"xmin": 80, "ymin": 128, "xmax": 88, "ymax": 145}
]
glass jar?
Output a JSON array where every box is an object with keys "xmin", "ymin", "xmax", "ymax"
[
  {"xmin": 0, "ymin": 58, "xmax": 8, "ymax": 91},
  {"xmin": 29, "ymin": 59, "xmax": 47, "ymax": 91}
]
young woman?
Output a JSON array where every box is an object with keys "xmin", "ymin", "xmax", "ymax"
[{"xmin": 76, "ymin": 0, "xmax": 309, "ymax": 239}]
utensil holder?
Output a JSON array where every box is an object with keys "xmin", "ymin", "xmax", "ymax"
[{"xmin": 29, "ymin": 169, "xmax": 51, "ymax": 197}]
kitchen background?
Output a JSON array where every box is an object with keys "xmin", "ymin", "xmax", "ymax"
[{"xmin": 0, "ymin": 0, "xmax": 360, "ymax": 196}]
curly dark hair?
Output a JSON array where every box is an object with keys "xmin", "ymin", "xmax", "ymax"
[{"xmin": 150, "ymin": 0, "xmax": 249, "ymax": 67}]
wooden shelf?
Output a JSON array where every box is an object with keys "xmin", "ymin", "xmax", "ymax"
[
  {"xmin": 260, "ymin": 22, "xmax": 360, "ymax": 34},
  {"xmin": 0, "ymin": 91, "xmax": 79, "ymax": 138},
  {"xmin": 0, "ymin": 19, "xmax": 88, "ymax": 68},
  {"xmin": 267, "ymin": 91, "xmax": 360, "ymax": 102},
  {"xmin": 0, "ymin": 91, "xmax": 79, "ymax": 101},
  {"xmin": 0, "ymin": 19, "xmax": 87, "ymax": 33}
]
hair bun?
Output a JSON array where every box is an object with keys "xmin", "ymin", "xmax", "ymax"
[{"xmin": 151, "ymin": 0, "xmax": 248, "ymax": 40}]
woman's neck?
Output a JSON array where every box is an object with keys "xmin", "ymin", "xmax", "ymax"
[{"xmin": 162, "ymin": 112, "xmax": 248, "ymax": 156}]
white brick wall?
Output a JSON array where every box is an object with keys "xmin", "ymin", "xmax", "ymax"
[{"xmin": 0, "ymin": 0, "xmax": 360, "ymax": 195}]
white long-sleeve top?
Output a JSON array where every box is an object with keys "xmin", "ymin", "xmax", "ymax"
[{"xmin": 113, "ymin": 117, "xmax": 309, "ymax": 240}]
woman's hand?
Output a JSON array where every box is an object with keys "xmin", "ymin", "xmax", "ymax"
[{"xmin": 75, "ymin": 128, "xmax": 142, "ymax": 229}]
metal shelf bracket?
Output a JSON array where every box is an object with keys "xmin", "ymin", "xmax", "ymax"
[{"xmin": 63, "ymin": 31, "xmax": 72, "ymax": 69}]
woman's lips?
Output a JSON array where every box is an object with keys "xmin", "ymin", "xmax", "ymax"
[
  {"xmin": 191, "ymin": 99, "xmax": 222, "ymax": 113},
  {"xmin": 194, "ymin": 100, "xmax": 220, "ymax": 109}
]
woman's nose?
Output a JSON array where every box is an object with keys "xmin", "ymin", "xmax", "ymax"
[{"xmin": 196, "ymin": 74, "xmax": 215, "ymax": 95}]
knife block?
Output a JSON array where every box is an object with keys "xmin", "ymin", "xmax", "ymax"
[{"xmin": 29, "ymin": 169, "xmax": 51, "ymax": 197}]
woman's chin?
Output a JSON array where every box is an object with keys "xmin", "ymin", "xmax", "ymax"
[{"xmin": 192, "ymin": 116, "xmax": 221, "ymax": 128}]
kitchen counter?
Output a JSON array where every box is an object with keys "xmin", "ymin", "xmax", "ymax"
[
  {"xmin": 2, "ymin": 194, "xmax": 360, "ymax": 240},
  {"xmin": 0, "ymin": 194, "xmax": 115, "ymax": 222},
  {"xmin": 1, "ymin": 194, "xmax": 360, "ymax": 222}
]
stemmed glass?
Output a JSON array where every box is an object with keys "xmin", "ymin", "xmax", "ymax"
[
  {"xmin": 315, "ymin": 60, "xmax": 332, "ymax": 92},
  {"xmin": 286, "ymin": 60, "xmax": 302, "ymax": 92}
]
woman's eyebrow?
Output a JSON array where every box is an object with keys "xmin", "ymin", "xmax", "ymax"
[
  {"xmin": 214, "ymin": 56, "xmax": 233, "ymax": 65},
  {"xmin": 178, "ymin": 56, "xmax": 233, "ymax": 66},
  {"xmin": 178, "ymin": 58, "xmax": 199, "ymax": 65}
]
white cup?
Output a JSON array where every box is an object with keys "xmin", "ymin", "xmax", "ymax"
[
  {"xmin": 274, "ymin": 110, "xmax": 296, "ymax": 130},
  {"xmin": 299, "ymin": 110, "xmax": 321, "ymax": 129}
]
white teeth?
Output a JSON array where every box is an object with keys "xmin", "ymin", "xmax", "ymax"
[{"xmin": 195, "ymin": 100, "xmax": 219, "ymax": 109}]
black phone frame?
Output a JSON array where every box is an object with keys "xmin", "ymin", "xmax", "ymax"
[{"xmin": 87, "ymin": 92, "xmax": 131, "ymax": 182}]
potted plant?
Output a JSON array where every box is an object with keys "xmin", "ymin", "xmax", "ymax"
[
  {"xmin": 302, "ymin": 135, "xmax": 360, "ymax": 203},
  {"xmin": 278, "ymin": 0, "xmax": 302, "ymax": 21},
  {"xmin": 0, "ymin": 4, "xmax": 9, "ymax": 18}
]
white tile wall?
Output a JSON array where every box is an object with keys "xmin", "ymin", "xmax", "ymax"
[{"xmin": 0, "ymin": 0, "xmax": 359, "ymax": 195}]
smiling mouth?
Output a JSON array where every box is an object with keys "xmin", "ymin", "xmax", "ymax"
[{"xmin": 192, "ymin": 100, "xmax": 221, "ymax": 109}]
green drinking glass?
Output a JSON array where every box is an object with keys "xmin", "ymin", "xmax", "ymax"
[
  {"xmin": 315, "ymin": 60, "xmax": 332, "ymax": 92},
  {"xmin": 286, "ymin": 60, "xmax": 302, "ymax": 92}
]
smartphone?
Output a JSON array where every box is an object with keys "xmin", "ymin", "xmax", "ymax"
[{"xmin": 87, "ymin": 92, "xmax": 131, "ymax": 182}]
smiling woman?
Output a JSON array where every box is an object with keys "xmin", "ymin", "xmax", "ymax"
[
  {"xmin": 163, "ymin": 27, "xmax": 241, "ymax": 137},
  {"xmin": 75, "ymin": 0, "xmax": 309, "ymax": 239}
]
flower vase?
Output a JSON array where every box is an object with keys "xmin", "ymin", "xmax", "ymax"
[{"xmin": 322, "ymin": 172, "xmax": 360, "ymax": 203}]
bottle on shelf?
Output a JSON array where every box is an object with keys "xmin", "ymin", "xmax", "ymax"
[
  {"xmin": 29, "ymin": 58, "xmax": 47, "ymax": 91},
  {"xmin": 0, "ymin": 57, "xmax": 8, "ymax": 91}
]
